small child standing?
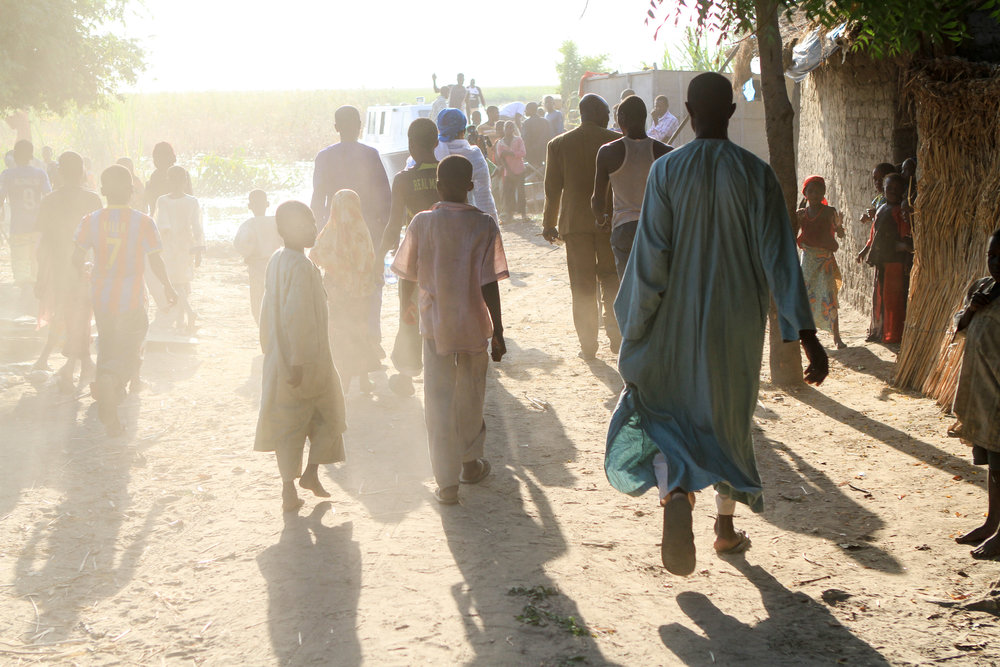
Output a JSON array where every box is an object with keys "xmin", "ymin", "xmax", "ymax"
[
  {"xmin": 155, "ymin": 165, "xmax": 204, "ymax": 333},
  {"xmin": 254, "ymin": 201, "xmax": 347, "ymax": 512},
  {"xmin": 796, "ymin": 176, "xmax": 846, "ymax": 349},
  {"xmin": 309, "ymin": 189, "xmax": 384, "ymax": 393},
  {"xmin": 391, "ymin": 155, "xmax": 509, "ymax": 504},
  {"xmin": 233, "ymin": 189, "xmax": 281, "ymax": 324}
]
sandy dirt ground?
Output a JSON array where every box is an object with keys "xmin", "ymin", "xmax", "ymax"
[{"xmin": 1, "ymin": 217, "xmax": 998, "ymax": 666}]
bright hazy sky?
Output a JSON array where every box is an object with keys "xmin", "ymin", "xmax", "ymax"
[{"xmin": 124, "ymin": 0, "xmax": 704, "ymax": 92}]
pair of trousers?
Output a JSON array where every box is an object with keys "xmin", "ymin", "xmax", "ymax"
[
  {"xmin": 653, "ymin": 453, "xmax": 737, "ymax": 514},
  {"xmin": 94, "ymin": 307, "xmax": 148, "ymax": 392},
  {"xmin": 422, "ymin": 339, "xmax": 488, "ymax": 489},
  {"xmin": 563, "ymin": 231, "xmax": 621, "ymax": 355},
  {"xmin": 610, "ymin": 220, "xmax": 639, "ymax": 280},
  {"xmin": 501, "ymin": 172, "xmax": 526, "ymax": 217}
]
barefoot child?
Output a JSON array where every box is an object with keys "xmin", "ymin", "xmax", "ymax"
[
  {"xmin": 950, "ymin": 229, "xmax": 1000, "ymax": 559},
  {"xmin": 309, "ymin": 189, "xmax": 384, "ymax": 394},
  {"xmin": 233, "ymin": 190, "xmax": 281, "ymax": 323},
  {"xmin": 155, "ymin": 166, "xmax": 204, "ymax": 333},
  {"xmin": 73, "ymin": 165, "xmax": 177, "ymax": 435},
  {"xmin": 796, "ymin": 176, "xmax": 847, "ymax": 349},
  {"xmin": 391, "ymin": 155, "xmax": 509, "ymax": 504},
  {"xmin": 254, "ymin": 201, "xmax": 347, "ymax": 512}
]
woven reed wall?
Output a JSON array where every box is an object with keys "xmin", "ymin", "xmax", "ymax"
[
  {"xmin": 895, "ymin": 59, "xmax": 1000, "ymax": 406},
  {"xmin": 796, "ymin": 54, "xmax": 902, "ymax": 318}
]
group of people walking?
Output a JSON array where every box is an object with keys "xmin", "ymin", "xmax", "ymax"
[{"xmin": 4, "ymin": 69, "xmax": 998, "ymax": 572}]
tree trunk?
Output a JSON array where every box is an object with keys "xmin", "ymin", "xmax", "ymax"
[{"xmin": 753, "ymin": 0, "xmax": 803, "ymax": 386}]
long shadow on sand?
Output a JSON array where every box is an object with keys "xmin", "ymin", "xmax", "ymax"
[
  {"xmin": 659, "ymin": 558, "xmax": 890, "ymax": 665},
  {"xmin": 793, "ymin": 385, "xmax": 986, "ymax": 491},
  {"xmin": 256, "ymin": 503, "xmax": 361, "ymax": 666},
  {"xmin": 439, "ymin": 379, "xmax": 616, "ymax": 665},
  {"xmin": 12, "ymin": 393, "xmax": 163, "ymax": 641},
  {"xmin": 755, "ymin": 433, "xmax": 903, "ymax": 573}
]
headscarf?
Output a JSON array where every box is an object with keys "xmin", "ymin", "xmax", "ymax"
[
  {"xmin": 310, "ymin": 189, "xmax": 376, "ymax": 295},
  {"xmin": 802, "ymin": 175, "xmax": 828, "ymax": 205},
  {"xmin": 437, "ymin": 108, "xmax": 468, "ymax": 143}
]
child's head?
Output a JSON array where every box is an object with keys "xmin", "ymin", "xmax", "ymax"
[
  {"xmin": 407, "ymin": 118, "xmax": 439, "ymax": 163},
  {"xmin": 248, "ymin": 189, "xmax": 269, "ymax": 216},
  {"xmin": 58, "ymin": 151, "xmax": 85, "ymax": 187},
  {"xmin": 471, "ymin": 109, "xmax": 482, "ymax": 126},
  {"xmin": 988, "ymin": 229, "xmax": 1000, "ymax": 282},
  {"xmin": 901, "ymin": 157, "xmax": 917, "ymax": 179},
  {"xmin": 883, "ymin": 173, "xmax": 906, "ymax": 205},
  {"xmin": 503, "ymin": 121, "xmax": 515, "ymax": 139},
  {"xmin": 275, "ymin": 200, "xmax": 317, "ymax": 250},
  {"xmin": 116, "ymin": 156, "xmax": 136, "ymax": 175},
  {"xmin": 12, "ymin": 140, "xmax": 33, "ymax": 166},
  {"xmin": 166, "ymin": 165, "xmax": 188, "ymax": 194},
  {"xmin": 436, "ymin": 155, "xmax": 474, "ymax": 204},
  {"xmin": 152, "ymin": 141, "xmax": 177, "ymax": 170},
  {"xmin": 872, "ymin": 162, "xmax": 897, "ymax": 193},
  {"xmin": 802, "ymin": 175, "xmax": 826, "ymax": 206},
  {"xmin": 101, "ymin": 164, "xmax": 134, "ymax": 205},
  {"xmin": 495, "ymin": 120, "xmax": 507, "ymax": 137}
]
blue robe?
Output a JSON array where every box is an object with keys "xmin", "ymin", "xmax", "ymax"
[{"xmin": 605, "ymin": 139, "xmax": 814, "ymax": 512}]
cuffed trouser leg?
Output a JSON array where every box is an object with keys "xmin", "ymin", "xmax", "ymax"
[{"xmin": 422, "ymin": 339, "xmax": 488, "ymax": 489}]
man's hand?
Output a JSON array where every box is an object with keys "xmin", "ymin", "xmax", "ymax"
[
  {"xmin": 856, "ymin": 248, "xmax": 868, "ymax": 265},
  {"xmin": 542, "ymin": 227, "xmax": 560, "ymax": 244},
  {"xmin": 287, "ymin": 365, "xmax": 303, "ymax": 388},
  {"xmin": 163, "ymin": 284, "xmax": 178, "ymax": 306},
  {"xmin": 800, "ymin": 330, "xmax": 829, "ymax": 386},
  {"xmin": 596, "ymin": 214, "xmax": 611, "ymax": 232},
  {"xmin": 402, "ymin": 302, "xmax": 418, "ymax": 326},
  {"xmin": 491, "ymin": 333, "xmax": 507, "ymax": 362}
]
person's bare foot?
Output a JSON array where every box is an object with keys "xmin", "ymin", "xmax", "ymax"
[
  {"xmin": 835, "ymin": 338, "xmax": 847, "ymax": 350},
  {"xmin": 956, "ymin": 522, "xmax": 999, "ymax": 545},
  {"xmin": 299, "ymin": 467, "xmax": 331, "ymax": 498},
  {"xmin": 971, "ymin": 531, "xmax": 1000, "ymax": 559},
  {"xmin": 282, "ymin": 481, "xmax": 304, "ymax": 511},
  {"xmin": 713, "ymin": 515, "xmax": 751, "ymax": 554}
]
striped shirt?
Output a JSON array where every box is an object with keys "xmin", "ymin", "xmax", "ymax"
[{"xmin": 75, "ymin": 206, "xmax": 162, "ymax": 314}]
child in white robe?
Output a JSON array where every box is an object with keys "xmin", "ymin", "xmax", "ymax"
[
  {"xmin": 254, "ymin": 200, "xmax": 347, "ymax": 512},
  {"xmin": 155, "ymin": 165, "xmax": 204, "ymax": 332},
  {"xmin": 233, "ymin": 189, "xmax": 281, "ymax": 323}
]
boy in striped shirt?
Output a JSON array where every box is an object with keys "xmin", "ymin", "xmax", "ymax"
[{"xmin": 73, "ymin": 165, "xmax": 177, "ymax": 435}]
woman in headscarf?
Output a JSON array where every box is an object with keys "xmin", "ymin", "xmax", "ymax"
[
  {"xmin": 434, "ymin": 108, "xmax": 499, "ymax": 223},
  {"xmin": 796, "ymin": 175, "xmax": 847, "ymax": 349},
  {"xmin": 310, "ymin": 189, "xmax": 385, "ymax": 393}
]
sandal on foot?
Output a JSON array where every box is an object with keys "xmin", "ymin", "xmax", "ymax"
[
  {"xmin": 434, "ymin": 486, "xmax": 460, "ymax": 505},
  {"xmin": 661, "ymin": 493, "xmax": 696, "ymax": 576},
  {"xmin": 716, "ymin": 530, "xmax": 753, "ymax": 555},
  {"xmin": 459, "ymin": 459, "xmax": 492, "ymax": 484}
]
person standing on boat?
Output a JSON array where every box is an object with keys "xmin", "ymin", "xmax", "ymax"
[
  {"xmin": 310, "ymin": 105, "xmax": 391, "ymax": 349},
  {"xmin": 433, "ymin": 72, "xmax": 468, "ymax": 110}
]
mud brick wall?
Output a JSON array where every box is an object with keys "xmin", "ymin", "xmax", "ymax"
[{"xmin": 795, "ymin": 55, "xmax": 903, "ymax": 318}]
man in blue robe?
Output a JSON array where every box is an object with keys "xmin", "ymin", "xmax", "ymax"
[{"xmin": 605, "ymin": 73, "xmax": 828, "ymax": 576}]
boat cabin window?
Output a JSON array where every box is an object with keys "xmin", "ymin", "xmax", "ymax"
[
  {"xmin": 368, "ymin": 112, "xmax": 376, "ymax": 136},
  {"xmin": 379, "ymin": 111, "xmax": 386, "ymax": 134}
]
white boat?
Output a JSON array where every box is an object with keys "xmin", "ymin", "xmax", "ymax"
[{"xmin": 363, "ymin": 102, "xmax": 433, "ymax": 180}]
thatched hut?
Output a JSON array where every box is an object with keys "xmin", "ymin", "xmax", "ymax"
[
  {"xmin": 781, "ymin": 19, "xmax": 1000, "ymax": 406},
  {"xmin": 894, "ymin": 59, "xmax": 1000, "ymax": 405}
]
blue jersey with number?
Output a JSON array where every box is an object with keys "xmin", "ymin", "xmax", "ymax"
[{"xmin": 0, "ymin": 165, "xmax": 52, "ymax": 235}]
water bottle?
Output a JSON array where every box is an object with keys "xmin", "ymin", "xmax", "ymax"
[{"xmin": 383, "ymin": 251, "xmax": 398, "ymax": 285}]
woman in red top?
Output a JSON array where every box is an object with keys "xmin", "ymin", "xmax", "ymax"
[
  {"xmin": 797, "ymin": 176, "xmax": 847, "ymax": 349},
  {"xmin": 494, "ymin": 120, "xmax": 527, "ymax": 223}
]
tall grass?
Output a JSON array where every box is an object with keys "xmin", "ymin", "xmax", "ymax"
[{"xmin": 11, "ymin": 86, "xmax": 554, "ymax": 170}]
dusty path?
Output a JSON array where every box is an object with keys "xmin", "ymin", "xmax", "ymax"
[{"xmin": 1, "ymin": 218, "xmax": 998, "ymax": 666}]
